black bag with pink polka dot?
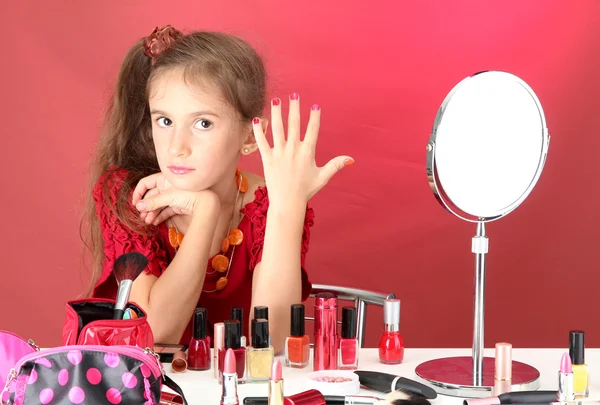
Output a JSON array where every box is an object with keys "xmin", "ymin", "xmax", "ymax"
[{"xmin": 1, "ymin": 345, "xmax": 186, "ymax": 405}]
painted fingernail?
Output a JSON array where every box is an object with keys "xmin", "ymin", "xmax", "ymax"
[
  {"xmin": 290, "ymin": 92, "xmax": 299, "ymax": 100},
  {"xmin": 136, "ymin": 201, "xmax": 146, "ymax": 210},
  {"xmin": 272, "ymin": 97, "xmax": 281, "ymax": 106},
  {"xmin": 253, "ymin": 117, "xmax": 260, "ymax": 124},
  {"xmin": 344, "ymin": 158, "xmax": 355, "ymax": 166},
  {"xmin": 311, "ymin": 104, "xmax": 320, "ymax": 111}
]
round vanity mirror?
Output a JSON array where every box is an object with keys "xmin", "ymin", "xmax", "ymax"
[{"xmin": 417, "ymin": 71, "xmax": 550, "ymax": 398}]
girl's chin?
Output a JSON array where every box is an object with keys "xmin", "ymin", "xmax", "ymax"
[{"xmin": 164, "ymin": 174, "xmax": 209, "ymax": 192}]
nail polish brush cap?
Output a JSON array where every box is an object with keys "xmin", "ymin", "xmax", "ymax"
[
  {"xmin": 290, "ymin": 304, "xmax": 305, "ymax": 337},
  {"xmin": 192, "ymin": 307, "xmax": 207, "ymax": 340},
  {"xmin": 383, "ymin": 299, "xmax": 400, "ymax": 326},
  {"xmin": 569, "ymin": 330, "xmax": 585, "ymax": 365},
  {"xmin": 341, "ymin": 307, "xmax": 357, "ymax": 339},
  {"xmin": 251, "ymin": 319, "xmax": 269, "ymax": 349}
]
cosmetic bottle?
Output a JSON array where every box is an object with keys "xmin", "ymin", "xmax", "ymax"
[
  {"xmin": 231, "ymin": 307, "xmax": 247, "ymax": 348},
  {"xmin": 493, "ymin": 342, "xmax": 512, "ymax": 395},
  {"xmin": 378, "ymin": 298, "xmax": 404, "ymax": 364},
  {"xmin": 338, "ymin": 307, "xmax": 358, "ymax": 370},
  {"xmin": 314, "ymin": 293, "xmax": 338, "ymax": 371},
  {"xmin": 285, "ymin": 304, "xmax": 310, "ymax": 368},
  {"xmin": 214, "ymin": 322, "xmax": 225, "ymax": 379},
  {"xmin": 219, "ymin": 320, "xmax": 246, "ymax": 383},
  {"xmin": 246, "ymin": 319, "xmax": 274, "ymax": 383},
  {"xmin": 569, "ymin": 330, "xmax": 589, "ymax": 397},
  {"xmin": 188, "ymin": 308, "xmax": 211, "ymax": 371}
]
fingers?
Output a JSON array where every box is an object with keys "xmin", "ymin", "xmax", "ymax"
[
  {"xmin": 303, "ymin": 104, "xmax": 321, "ymax": 148},
  {"xmin": 287, "ymin": 92, "xmax": 301, "ymax": 144},
  {"xmin": 270, "ymin": 97, "xmax": 285, "ymax": 148},
  {"xmin": 319, "ymin": 156, "xmax": 354, "ymax": 186},
  {"xmin": 139, "ymin": 188, "xmax": 161, "ymax": 222},
  {"xmin": 136, "ymin": 193, "xmax": 172, "ymax": 212},
  {"xmin": 252, "ymin": 117, "xmax": 271, "ymax": 155},
  {"xmin": 131, "ymin": 173, "xmax": 162, "ymax": 206},
  {"xmin": 152, "ymin": 207, "xmax": 177, "ymax": 226}
]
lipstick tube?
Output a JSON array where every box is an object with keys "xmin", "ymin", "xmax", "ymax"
[
  {"xmin": 493, "ymin": 342, "xmax": 512, "ymax": 395},
  {"xmin": 221, "ymin": 349, "xmax": 239, "ymax": 405},
  {"xmin": 268, "ymin": 359, "xmax": 284, "ymax": 405},
  {"xmin": 558, "ymin": 353, "xmax": 575, "ymax": 402},
  {"xmin": 314, "ymin": 293, "xmax": 338, "ymax": 371}
]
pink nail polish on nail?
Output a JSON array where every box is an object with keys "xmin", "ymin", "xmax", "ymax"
[
  {"xmin": 344, "ymin": 158, "xmax": 355, "ymax": 166},
  {"xmin": 272, "ymin": 97, "xmax": 281, "ymax": 106},
  {"xmin": 312, "ymin": 104, "xmax": 320, "ymax": 111},
  {"xmin": 253, "ymin": 117, "xmax": 260, "ymax": 124},
  {"xmin": 290, "ymin": 92, "xmax": 299, "ymax": 100}
]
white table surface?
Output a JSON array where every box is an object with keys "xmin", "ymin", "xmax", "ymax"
[{"xmin": 166, "ymin": 348, "xmax": 599, "ymax": 404}]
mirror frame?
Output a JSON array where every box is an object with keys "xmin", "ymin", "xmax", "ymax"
[{"xmin": 426, "ymin": 70, "xmax": 550, "ymax": 223}]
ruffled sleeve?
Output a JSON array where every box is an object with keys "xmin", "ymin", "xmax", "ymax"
[
  {"xmin": 241, "ymin": 187, "xmax": 315, "ymax": 301},
  {"xmin": 92, "ymin": 168, "xmax": 169, "ymax": 296}
]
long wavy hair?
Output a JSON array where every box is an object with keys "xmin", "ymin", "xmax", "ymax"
[{"xmin": 80, "ymin": 28, "xmax": 267, "ymax": 297}]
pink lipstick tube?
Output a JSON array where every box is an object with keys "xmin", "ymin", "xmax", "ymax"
[
  {"xmin": 313, "ymin": 293, "xmax": 338, "ymax": 371},
  {"xmin": 493, "ymin": 342, "xmax": 512, "ymax": 395}
]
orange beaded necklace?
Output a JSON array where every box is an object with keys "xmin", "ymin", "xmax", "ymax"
[{"xmin": 168, "ymin": 169, "xmax": 248, "ymax": 292}]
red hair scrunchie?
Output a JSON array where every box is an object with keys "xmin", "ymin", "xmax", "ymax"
[{"xmin": 143, "ymin": 25, "xmax": 183, "ymax": 63}]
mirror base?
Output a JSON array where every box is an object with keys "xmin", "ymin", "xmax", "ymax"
[{"xmin": 415, "ymin": 356, "xmax": 540, "ymax": 398}]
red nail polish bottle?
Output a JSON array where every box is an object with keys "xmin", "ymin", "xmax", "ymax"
[
  {"xmin": 218, "ymin": 320, "xmax": 246, "ymax": 383},
  {"xmin": 188, "ymin": 308, "xmax": 211, "ymax": 371},
  {"xmin": 378, "ymin": 299, "xmax": 404, "ymax": 364},
  {"xmin": 338, "ymin": 307, "xmax": 359, "ymax": 370}
]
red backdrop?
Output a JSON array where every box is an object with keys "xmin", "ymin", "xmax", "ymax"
[{"xmin": 1, "ymin": 1, "xmax": 599, "ymax": 349}]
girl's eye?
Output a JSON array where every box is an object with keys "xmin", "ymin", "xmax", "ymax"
[
  {"xmin": 156, "ymin": 117, "xmax": 173, "ymax": 127},
  {"xmin": 194, "ymin": 119, "xmax": 213, "ymax": 130}
]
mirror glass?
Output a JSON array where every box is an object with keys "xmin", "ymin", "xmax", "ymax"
[{"xmin": 427, "ymin": 71, "xmax": 549, "ymax": 222}]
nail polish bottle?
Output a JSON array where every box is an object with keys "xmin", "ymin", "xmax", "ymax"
[
  {"xmin": 285, "ymin": 304, "xmax": 310, "ymax": 368},
  {"xmin": 231, "ymin": 307, "xmax": 247, "ymax": 348},
  {"xmin": 218, "ymin": 320, "xmax": 246, "ymax": 383},
  {"xmin": 569, "ymin": 330, "xmax": 589, "ymax": 397},
  {"xmin": 378, "ymin": 298, "xmax": 404, "ymax": 364},
  {"xmin": 338, "ymin": 307, "xmax": 359, "ymax": 370},
  {"xmin": 246, "ymin": 319, "xmax": 274, "ymax": 383},
  {"xmin": 213, "ymin": 322, "xmax": 225, "ymax": 379},
  {"xmin": 188, "ymin": 308, "xmax": 211, "ymax": 371},
  {"xmin": 254, "ymin": 306, "xmax": 270, "ymax": 345}
]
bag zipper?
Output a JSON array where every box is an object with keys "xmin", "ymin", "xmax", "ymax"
[
  {"xmin": 0, "ymin": 331, "xmax": 39, "ymax": 352},
  {"xmin": 13, "ymin": 345, "xmax": 164, "ymax": 379}
]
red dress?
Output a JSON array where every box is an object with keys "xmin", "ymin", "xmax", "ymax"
[{"xmin": 92, "ymin": 168, "xmax": 314, "ymax": 344}]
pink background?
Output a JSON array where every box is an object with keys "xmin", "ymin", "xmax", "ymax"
[{"xmin": 1, "ymin": 1, "xmax": 599, "ymax": 348}]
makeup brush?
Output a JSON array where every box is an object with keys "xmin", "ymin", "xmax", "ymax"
[
  {"xmin": 384, "ymin": 389, "xmax": 432, "ymax": 405},
  {"xmin": 244, "ymin": 389, "xmax": 432, "ymax": 405},
  {"xmin": 112, "ymin": 252, "xmax": 148, "ymax": 320}
]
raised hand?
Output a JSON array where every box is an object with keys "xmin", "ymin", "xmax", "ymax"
[{"xmin": 252, "ymin": 93, "xmax": 353, "ymax": 208}]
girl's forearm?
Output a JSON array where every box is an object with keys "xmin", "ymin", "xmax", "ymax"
[{"xmin": 251, "ymin": 202, "xmax": 307, "ymax": 353}]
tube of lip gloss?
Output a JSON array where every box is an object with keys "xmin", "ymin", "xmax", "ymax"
[{"xmin": 214, "ymin": 322, "xmax": 225, "ymax": 379}]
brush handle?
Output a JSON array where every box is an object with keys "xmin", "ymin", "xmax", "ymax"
[{"xmin": 113, "ymin": 280, "xmax": 133, "ymax": 320}]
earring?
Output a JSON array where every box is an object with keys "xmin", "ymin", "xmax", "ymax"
[{"xmin": 243, "ymin": 148, "xmax": 249, "ymax": 153}]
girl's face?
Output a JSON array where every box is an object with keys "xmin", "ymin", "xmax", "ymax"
[{"xmin": 148, "ymin": 72, "xmax": 250, "ymax": 192}]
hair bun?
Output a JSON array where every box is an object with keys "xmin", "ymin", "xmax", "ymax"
[{"xmin": 143, "ymin": 25, "xmax": 183, "ymax": 63}]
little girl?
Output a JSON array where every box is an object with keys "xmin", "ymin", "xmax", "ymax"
[{"xmin": 83, "ymin": 25, "xmax": 353, "ymax": 352}]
